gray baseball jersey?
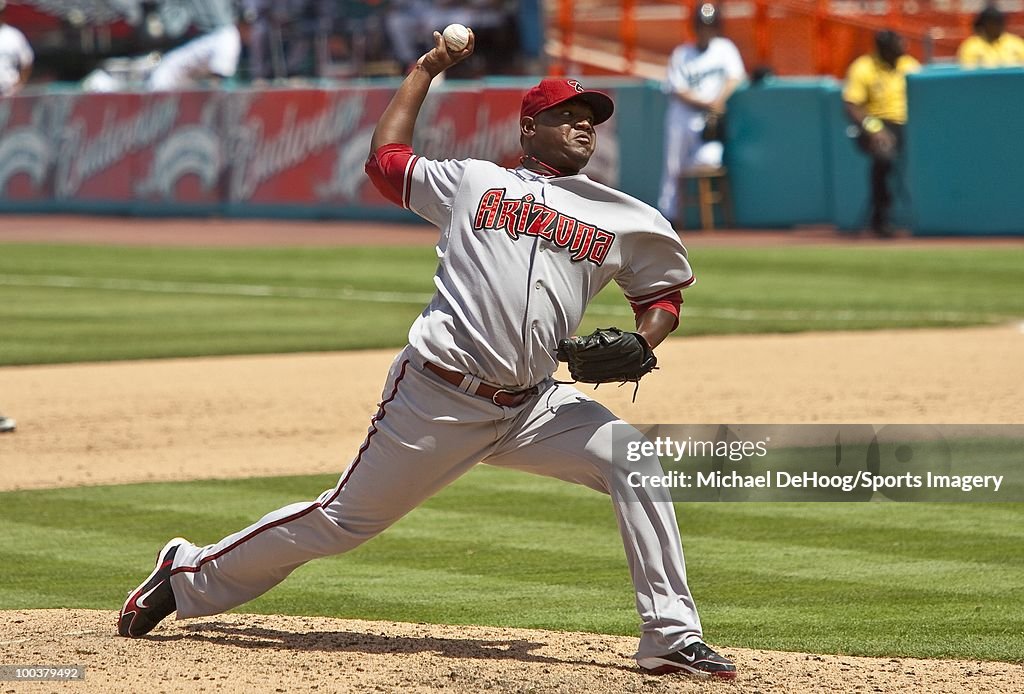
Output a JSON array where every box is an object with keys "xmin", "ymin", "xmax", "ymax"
[{"xmin": 404, "ymin": 158, "xmax": 694, "ymax": 388}]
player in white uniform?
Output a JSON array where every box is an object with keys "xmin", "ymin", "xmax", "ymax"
[
  {"xmin": 0, "ymin": 1, "xmax": 33, "ymax": 97},
  {"xmin": 657, "ymin": 3, "xmax": 745, "ymax": 224},
  {"xmin": 147, "ymin": 0, "xmax": 241, "ymax": 91},
  {"xmin": 118, "ymin": 28, "xmax": 737, "ymax": 680}
]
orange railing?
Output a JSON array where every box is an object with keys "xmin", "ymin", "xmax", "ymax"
[{"xmin": 548, "ymin": 0, "xmax": 1024, "ymax": 79}]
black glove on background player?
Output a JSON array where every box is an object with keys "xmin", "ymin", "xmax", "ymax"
[{"xmin": 556, "ymin": 327, "xmax": 657, "ymax": 384}]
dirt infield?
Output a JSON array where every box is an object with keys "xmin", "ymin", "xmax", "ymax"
[
  {"xmin": 2, "ymin": 326, "xmax": 1023, "ymax": 492},
  {"xmin": 3, "ymin": 214, "xmax": 1024, "ymax": 248},
  {"xmin": 1, "ymin": 217, "xmax": 1022, "ymax": 692}
]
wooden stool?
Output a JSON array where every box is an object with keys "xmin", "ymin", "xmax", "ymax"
[{"xmin": 677, "ymin": 166, "xmax": 735, "ymax": 230}]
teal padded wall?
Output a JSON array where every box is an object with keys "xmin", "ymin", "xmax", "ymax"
[
  {"xmin": 905, "ymin": 68, "xmax": 1024, "ymax": 235},
  {"xmin": 723, "ymin": 79, "xmax": 835, "ymax": 227},
  {"xmin": 608, "ymin": 79, "xmax": 667, "ymax": 206}
]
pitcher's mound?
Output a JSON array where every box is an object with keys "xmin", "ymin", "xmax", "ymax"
[{"xmin": 1, "ymin": 610, "xmax": 1020, "ymax": 693}]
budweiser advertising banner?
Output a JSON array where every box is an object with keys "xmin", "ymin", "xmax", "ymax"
[
  {"xmin": 135, "ymin": 90, "xmax": 228, "ymax": 208},
  {"xmin": 0, "ymin": 86, "xmax": 621, "ymax": 218}
]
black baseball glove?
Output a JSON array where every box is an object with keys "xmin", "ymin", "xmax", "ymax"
[{"xmin": 556, "ymin": 327, "xmax": 657, "ymax": 384}]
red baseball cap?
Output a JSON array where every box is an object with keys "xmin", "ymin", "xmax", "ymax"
[{"xmin": 520, "ymin": 78, "xmax": 615, "ymax": 125}]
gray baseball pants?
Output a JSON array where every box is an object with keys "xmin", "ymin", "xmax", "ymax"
[{"xmin": 168, "ymin": 347, "xmax": 703, "ymax": 658}]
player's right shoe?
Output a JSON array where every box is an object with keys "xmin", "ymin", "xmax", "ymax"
[
  {"xmin": 0, "ymin": 415, "xmax": 15, "ymax": 433},
  {"xmin": 118, "ymin": 537, "xmax": 187, "ymax": 638},
  {"xmin": 636, "ymin": 641, "xmax": 737, "ymax": 679}
]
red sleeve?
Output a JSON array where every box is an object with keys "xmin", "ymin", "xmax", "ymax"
[
  {"xmin": 630, "ymin": 290, "xmax": 682, "ymax": 332},
  {"xmin": 364, "ymin": 143, "xmax": 420, "ymax": 209}
]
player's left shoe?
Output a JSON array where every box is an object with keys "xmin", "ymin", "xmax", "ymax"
[
  {"xmin": 118, "ymin": 537, "xmax": 188, "ymax": 638},
  {"xmin": 637, "ymin": 641, "xmax": 737, "ymax": 679}
]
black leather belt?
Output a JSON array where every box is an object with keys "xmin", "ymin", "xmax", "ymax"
[{"xmin": 424, "ymin": 362, "xmax": 539, "ymax": 407}]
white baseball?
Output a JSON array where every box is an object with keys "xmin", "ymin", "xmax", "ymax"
[{"xmin": 442, "ymin": 23, "xmax": 470, "ymax": 52}]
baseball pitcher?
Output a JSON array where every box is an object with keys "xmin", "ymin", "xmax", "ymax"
[{"xmin": 118, "ymin": 28, "xmax": 736, "ymax": 680}]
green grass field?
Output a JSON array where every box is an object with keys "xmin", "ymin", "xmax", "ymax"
[
  {"xmin": 1, "ymin": 242, "xmax": 1022, "ymax": 365},
  {"xmin": 0, "ymin": 470, "xmax": 1021, "ymax": 661},
  {"xmin": 2, "ymin": 240, "xmax": 1022, "ymax": 663}
]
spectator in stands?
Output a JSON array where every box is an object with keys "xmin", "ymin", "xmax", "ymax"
[
  {"xmin": 278, "ymin": 0, "xmax": 336, "ymax": 77},
  {"xmin": 657, "ymin": 3, "xmax": 745, "ymax": 226},
  {"xmin": 958, "ymin": 5, "xmax": 1024, "ymax": 68},
  {"xmin": 241, "ymin": 0, "xmax": 277, "ymax": 81},
  {"xmin": 332, "ymin": 0, "xmax": 392, "ymax": 76},
  {"xmin": 147, "ymin": 0, "xmax": 242, "ymax": 90},
  {"xmin": 386, "ymin": 0, "xmax": 434, "ymax": 71},
  {"xmin": 432, "ymin": 0, "xmax": 520, "ymax": 77},
  {"xmin": 385, "ymin": 1, "xmax": 520, "ymax": 77},
  {"xmin": 0, "ymin": 0, "xmax": 33, "ymax": 96},
  {"xmin": 244, "ymin": 0, "xmax": 336, "ymax": 80},
  {"xmin": 843, "ymin": 30, "xmax": 920, "ymax": 238}
]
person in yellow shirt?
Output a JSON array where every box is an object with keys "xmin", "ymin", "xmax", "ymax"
[
  {"xmin": 843, "ymin": 30, "xmax": 921, "ymax": 237},
  {"xmin": 958, "ymin": 6, "xmax": 1024, "ymax": 68}
]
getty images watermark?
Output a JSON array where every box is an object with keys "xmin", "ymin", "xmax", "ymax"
[{"xmin": 612, "ymin": 425, "xmax": 1024, "ymax": 502}]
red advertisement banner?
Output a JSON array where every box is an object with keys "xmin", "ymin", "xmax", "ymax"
[{"xmin": 0, "ymin": 85, "xmax": 621, "ymax": 215}]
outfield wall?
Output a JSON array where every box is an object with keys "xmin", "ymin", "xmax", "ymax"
[{"xmin": 0, "ymin": 71, "xmax": 1021, "ymax": 234}]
